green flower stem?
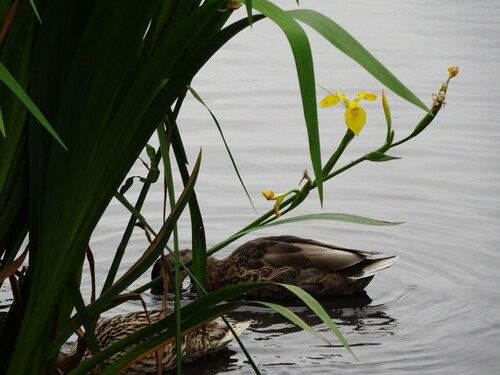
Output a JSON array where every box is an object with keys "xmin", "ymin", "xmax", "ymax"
[
  {"xmin": 323, "ymin": 155, "xmax": 367, "ymax": 184},
  {"xmin": 322, "ymin": 130, "xmax": 355, "ymax": 177},
  {"xmin": 391, "ymin": 81, "xmax": 450, "ymax": 148},
  {"xmin": 391, "ymin": 106, "xmax": 440, "ymax": 148},
  {"xmin": 101, "ymin": 148, "xmax": 162, "ymax": 294}
]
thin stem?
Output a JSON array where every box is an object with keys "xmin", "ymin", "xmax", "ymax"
[
  {"xmin": 101, "ymin": 148, "xmax": 161, "ymax": 294},
  {"xmin": 322, "ymin": 130, "xmax": 355, "ymax": 177}
]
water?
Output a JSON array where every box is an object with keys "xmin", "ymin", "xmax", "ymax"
[{"xmin": 3, "ymin": 1, "xmax": 500, "ymax": 374}]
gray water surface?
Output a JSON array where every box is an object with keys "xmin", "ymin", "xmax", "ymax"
[{"xmin": 3, "ymin": 1, "xmax": 499, "ymax": 374}]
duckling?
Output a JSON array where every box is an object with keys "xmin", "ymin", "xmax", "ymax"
[
  {"xmin": 69, "ymin": 310, "xmax": 249, "ymax": 374},
  {"xmin": 151, "ymin": 235, "xmax": 397, "ymax": 298}
]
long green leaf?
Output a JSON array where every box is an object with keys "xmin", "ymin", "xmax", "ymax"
[
  {"xmin": 0, "ymin": 62, "xmax": 66, "ymax": 148},
  {"xmin": 243, "ymin": 0, "xmax": 323, "ymax": 204},
  {"xmin": 278, "ymin": 284, "xmax": 355, "ymax": 358},
  {"xmin": 113, "ymin": 192, "xmax": 157, "ymax": 236},
  {"xmin": 287, "ymin": 9, "xmax": 428, "ymax": 111},
  {"xmin": 0, "ymin": 106, "xmax": 5, "ymax": 137},
  {"xmin": 187, "ymin": 85, "xmax": 255, "ymax": 210},
  {"xmin": 265, "ymin": 212, "xmax": 404, "ymax": 227},
  {"xmin": 28, "ymin": 0, "xmax": 42, "ymax": 23},
  {"xmin": 208, "ymin": 212, "xmax": 402, "ymax": 256},
  {"xmin": 253, "ymin": 301, "xmax": 331, "ymax": 344}
]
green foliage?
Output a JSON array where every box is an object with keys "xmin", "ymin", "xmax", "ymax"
[{"xmin": 0, "ymin": 1, "xmax": 452, "ymax": 374}]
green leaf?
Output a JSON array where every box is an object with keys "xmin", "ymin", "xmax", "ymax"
[
  {"xmin": 187, "ymin": 85, "xmax": 255, "ymax": 211},
  {"xmin": 366, "ymin": 151, "xmax": 401, "ymax": 162},
  {"xmin": 267, "ymin": 213, "xmax": 403, "ymax": 226},
  {"xmin": 209, "ymin": 212, "xmax": 402, "ymax": 255},
  {"xmin": 278, "ymin": 284, "xmax": 355, "ymax": 358},
  {"xmin": 254, "ymin": 301, "xmax": 331, "ymax": 344},
  {"xmin": 145, "ymin": 144, "xmax": 156, "ymax": 161},
  {"xmin": 28, "ymin": 0, "xmax": 42, "ymax": 23},
  {"xmin": 288, "ymin": 9, "xmax": 428, "ymax": 112},
  {"xmin": 114, "ymin": 192, "xmax": 157, "ymax": 236},
  {"xmin": 142, "ymin": 144, "xmax": 160, "ymax": 183},
  {"xmin": 0, "ymin": 62, "xmax": 67, "ymax": 149},
  {"xmin": 244, "ymin": 0, "xmax": 253, "ymax": 26},
  {"xmin": 245, "ymin": 0, "xmax": 323, "ymax": 204},
  {"xmin": 118, "ymin": 177, "xmax": 135, "ymax": 195},
  {"xmin": 0, "ymin": 106, "xmax": 5, "ymax": 137}
]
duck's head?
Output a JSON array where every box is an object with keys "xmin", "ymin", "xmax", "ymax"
[{"xmin": 150, "ymin": 249, "xmax": 193, "ymax": 295}]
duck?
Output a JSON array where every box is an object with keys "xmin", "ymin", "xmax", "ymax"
[
  {"xmin": 151, "ymin": 235, "xmax": 397, "ymax": 298},
  {"xmin": 66, "ymin": 310, "xmax": 249, "ymax": 374}
]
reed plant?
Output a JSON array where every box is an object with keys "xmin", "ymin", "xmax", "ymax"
[{"xmin": 0, "ymin": 1, "xmax": 455, "ymax": 374}]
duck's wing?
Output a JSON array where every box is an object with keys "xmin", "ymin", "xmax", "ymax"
[
  {"xmin": 263, "ymin": 235, "xmax": 383, "ymax": 255},
  {"xmin": 243, "ymin": 236, "xmax": 381, "ymax": 272}
]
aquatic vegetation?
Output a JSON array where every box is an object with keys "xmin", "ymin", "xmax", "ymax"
[{"xmin": 0, "ymin": 0, "xmax": 457, "ymax": 374}]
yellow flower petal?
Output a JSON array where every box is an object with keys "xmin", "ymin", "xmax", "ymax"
[
  {"xmin": 334, "ymin": 91, "xmax": 350, "ymax": 107},
  {"xmin": 273, "ymin": 197, "xmax": 284, "ymax": 217},
  {"xmin": 355, "ymin": 92, "xmax": 378, "ymax": 101},
  {"xmin": 320, "ymin": 94, "xmax": 340, "ymax": 107},
  {"xmin": 345, "ymin": 103, "xmax": 366, "ymax": 136},
  {"xmin": 262, "ymin": 190, "xmax": 274, "ymax": 200}
]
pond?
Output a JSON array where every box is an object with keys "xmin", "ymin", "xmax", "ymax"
[{"xmin": 2, "ymin": 1, "xmax": 499, "ymax": 374}]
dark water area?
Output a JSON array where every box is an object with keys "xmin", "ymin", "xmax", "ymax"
[{"xmin": 2, "ymin": 1, "xmax": 499, "ymax": 374}]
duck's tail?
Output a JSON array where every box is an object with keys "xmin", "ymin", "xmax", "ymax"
[
  {"xmin": 350, "ymin": 255, "xmax": 398, "ymax": 280},
  {"xmin": 213, "ymin": 321, "xmax": 251, "ymax": 350}
]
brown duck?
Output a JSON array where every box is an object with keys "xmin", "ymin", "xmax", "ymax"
[
  {"xmin": 66, "ymin": 310, "xmax": 249, "ymax": 374},
  {"xmin": 151, "ymin": 235, "xmax": 397, "ymax": 298}
]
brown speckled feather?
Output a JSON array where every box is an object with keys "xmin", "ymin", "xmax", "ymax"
[
  {"xmin": 152, "ymin": 235, "xmax": 397, "ymax": 298},
  {"xmin": 70, "ymin": 310, "xmax": 249, "ymax": 374}
]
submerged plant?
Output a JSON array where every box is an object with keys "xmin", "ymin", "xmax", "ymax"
[{"xmin": 0, "ymin": 0, "xmax": 457, "ymax": 374}]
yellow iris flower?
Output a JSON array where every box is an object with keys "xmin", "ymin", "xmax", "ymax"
[
  {"xmin": 320, "ymin": 91, "xmax": 377, "ymax": 135},
  {"xmin": 262, "ymin": 189, "xmax": 297, "ymax": 217}
]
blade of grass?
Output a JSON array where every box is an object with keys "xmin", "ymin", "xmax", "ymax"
[
  {"xmin": 187, "ymin": 85, "xmax": 255, "ymax": 211},
  {"xmin": 165, "ymin": 115, "xmax": 207, "ymax": 295},
  {"xmin": 242, "ymin": 0, "xmax": 323, "ymax": 204},
  {"xmin": 28, "ymin": 0, "xmax": 41, "ymax": 23},
  {"xmin": 208, "ymin": 212, "xmax": 402, "ymax": 256},
  {"xmin": 253, "ymin": 301, "xmax": 331, "ymax": 344},
  {"xmin": 278, "ymin": 283, "xmax": 355, "ymax": 358},
  {"xmin": 0, "ymin": 106, "xmax": 5, "ymax": 137},
  {"xmin": 0, "ymin": 62, "xmax": 66, "ymax": 149}
]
